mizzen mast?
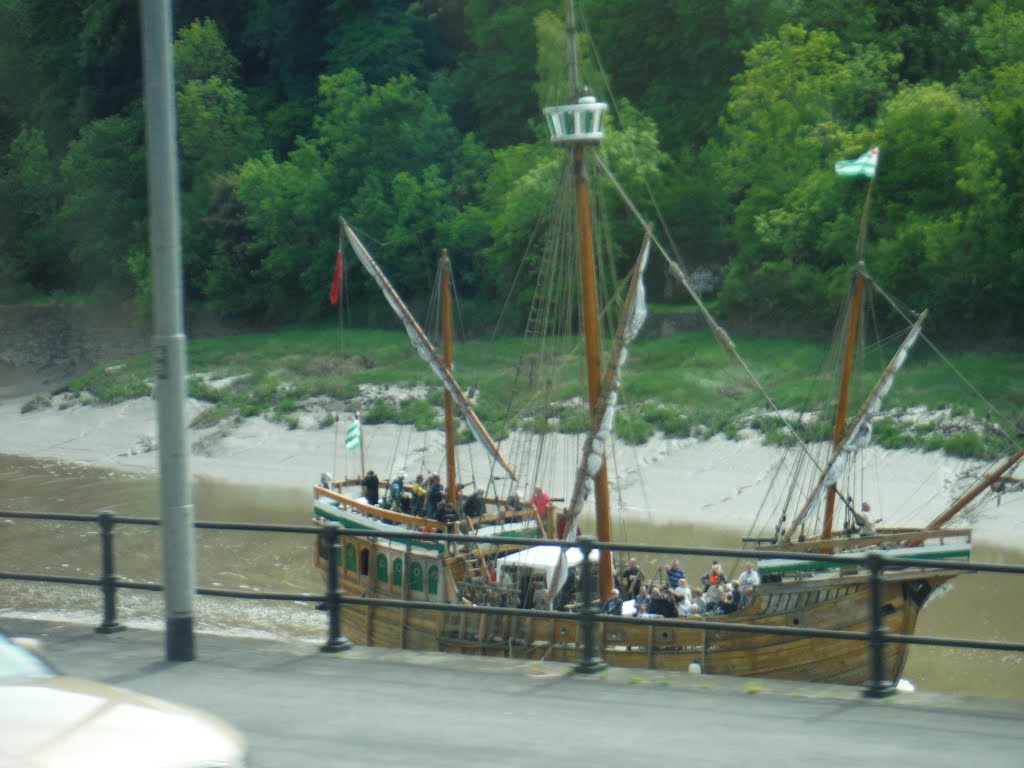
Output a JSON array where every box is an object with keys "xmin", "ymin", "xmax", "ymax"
[
  {"xmin": 824, "ymin": 166, "xmax": 877, "ymax": 539},
  {"xmin": 823, "ymin": 269, "xmax": 864, "ymax": 539},
  {"xmin": 543, "ymin": 0, "xmax": 613, "ymax": 599}
]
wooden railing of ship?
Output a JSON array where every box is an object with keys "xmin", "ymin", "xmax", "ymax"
[{"xmin": 312, "ymin": 481, "xmax": 544, "ymax": 549}]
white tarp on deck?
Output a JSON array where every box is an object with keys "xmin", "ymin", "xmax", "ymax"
[{"xmin": 495, "ymin": 545, "xmax": 599, "ymax": 585}]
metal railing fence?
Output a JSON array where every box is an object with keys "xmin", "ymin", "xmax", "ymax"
[{"xmin": 3, "ymin": 510, "xmax": 1023, "ymax": 699}]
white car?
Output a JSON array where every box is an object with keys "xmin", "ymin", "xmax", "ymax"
[{"xmin": 0, "ymin": 632, "xmax": 246, "ymax": 768}]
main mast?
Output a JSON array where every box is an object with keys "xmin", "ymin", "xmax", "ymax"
[
  {"xmin": 440, "ymin": 250, "xmax": 458, "ymax": 505},
  {"xmin": 544, "ymin": 0, "xmax": 613, "ymax": 599}
]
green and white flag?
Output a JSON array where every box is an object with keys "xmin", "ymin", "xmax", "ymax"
[
  {"xmin": 835, "ymin": 146, "xmax": 879, "ymax": 178},
  {"xmin": 345, "ymin": 419, "xmax": 361, "ymax": 450}
]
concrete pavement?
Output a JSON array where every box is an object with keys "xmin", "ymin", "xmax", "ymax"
[{"xmin": 3, "ymin": 617, "xmax": 1022, "ymax": 768}]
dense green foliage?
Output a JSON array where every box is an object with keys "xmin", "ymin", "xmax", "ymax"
[{"xmin": 2, "ymin": 0, "xmax": 1024, "ymax": 337}]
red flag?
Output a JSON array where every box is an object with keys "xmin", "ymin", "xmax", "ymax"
[{"xmin": 329, "ymin": 249, "xmax": 342, "ymax": 305}]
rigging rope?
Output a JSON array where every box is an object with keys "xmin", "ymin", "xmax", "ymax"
[
  {"xmin": 872, "ymin": 277, "xmax": 1023, "ymax": 457},
  {"xmin": 593, "ymin": 153, "xmax": 824, "ymax": 480}
]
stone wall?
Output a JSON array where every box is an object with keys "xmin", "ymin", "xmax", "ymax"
[{"xmin": 0, "ymin": 303, "xmax": 242, "ymax": 380}]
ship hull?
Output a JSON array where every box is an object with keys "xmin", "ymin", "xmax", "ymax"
[{"xmin": 316, "ymin": 524, "xmax": 951, "ymax": 686}]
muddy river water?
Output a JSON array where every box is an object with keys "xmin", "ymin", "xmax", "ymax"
[{"xmin": 2, "ymin": 453, "xmax": 1023, "ymax": 698}]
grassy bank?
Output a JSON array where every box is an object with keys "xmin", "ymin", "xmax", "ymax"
[{"xmin": 30, "ymin": 325, "xmax": 1024, "ymax": 460}]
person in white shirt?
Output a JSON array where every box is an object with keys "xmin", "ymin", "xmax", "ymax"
[
  {"xmin": 737, "ymin": 561, "xmax": 760, "ymax": 590},
  {"xmin": 704, "ymin": 581, "xmax": 725, "ymax": 611}
]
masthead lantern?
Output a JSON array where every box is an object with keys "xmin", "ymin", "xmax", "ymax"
[{"xmin": 544, "ymin": 94, "xmax": 607, "ymax": 146}]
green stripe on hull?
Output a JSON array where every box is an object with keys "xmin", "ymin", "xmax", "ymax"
[
  {"xmin": 314, "ymin": 506, "xmax": 542, "ymax": 553},
  {"xmin": 760, "ymin": 545, "xmax": 971, "ymax": 576},
  {"xmin": 314, "ymin": 508, "xmax": 444, "ymax": 552}
]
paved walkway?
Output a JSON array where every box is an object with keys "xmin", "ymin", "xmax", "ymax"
[{"xmin": 4, "ymin": 617, "xmax": 1023, "ymax": 768}]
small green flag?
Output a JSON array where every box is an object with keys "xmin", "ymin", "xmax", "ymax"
[
  {"xmin": 835, "ymin": 146, "xmax": 879, "ymax": 178},
  {"xmin": 345, "ymin": 420, "xmax": 360, "ymax": 450}
]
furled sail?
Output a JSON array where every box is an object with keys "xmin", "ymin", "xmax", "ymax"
[
  {"xmin": 781, "ymin": 311, "xmax": 927, "ymax": 543},
  {"xmin": 567, "ymin": 234, "xmax": 651, "ymax": 519},
  {"xmin": 546, "ymin": 235, "xmax": 650, "ymax": 604},
  {"xmin": 342, "ymin": 220, "xmax": 517, "ymax": 480}
]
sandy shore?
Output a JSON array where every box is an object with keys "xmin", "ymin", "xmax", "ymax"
[{"xmin": 2, "ymin": 384, "xmax": 1022, "ymax": 550}]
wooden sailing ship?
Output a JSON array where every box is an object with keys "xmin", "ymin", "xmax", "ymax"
[{"xmin": 310, "ymin": 1, "xmax": 1023, "ymax": 685}]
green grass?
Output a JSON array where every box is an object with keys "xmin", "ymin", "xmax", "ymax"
[
  {"xmin": 50, "ymin": 325, "xmax": 1024, "ymax": 460},
  {"xmin": 59, "ymin": 361, "xmax": 152, "ymax": 402}
]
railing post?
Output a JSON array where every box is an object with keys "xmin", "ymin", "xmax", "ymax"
[
  {"xmin": 95, "ymin": 511, "xmax": 124, "ymax": 634},
  {"xmin": 575, "ymin": 536, "xmax": 606, "ymax": 674},
  {"xmin": 864, "ymin": 552, "xmax": 895, "ymax": 698},
  {"xmin": 320, "ymin": 523, "xmax": 352, "ymax": 653}
]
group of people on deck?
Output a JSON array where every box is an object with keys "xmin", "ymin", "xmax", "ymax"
[
  {"xmin": 603, "ymin": 558, "xmax": 761, "ymax": 618},
  {"xmin": 358, "ymin": 476, "xmax": 565, "ymax": 531},
  {"xmin": 362, "ymin": 470, "xmax": 454, "ymax": 521}
]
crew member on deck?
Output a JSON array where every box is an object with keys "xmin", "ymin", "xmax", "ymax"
[
  {"xmin": 363, "ymin": 470, "xmax": 379, "ymax": 506},
  {"xmin": 853, "ymin": 502, "xmax": 881, "ymax": 537},
  {"xmin": 665, "ymin": 558, "xmax": 685, "ymax": 589},
  {"xmin": 388, "ymin": 471, "xmax": 406, "ymax": 510},
  {"xmin": 531, "ymin": 485, "xmax": 551, "ymax": 518},
  {"xmin": 701, "ymin": 560, "xmax": 728, "ymax": 589},
  {"xmin": 602, "ymin": 588, "xmax": 623, "ymax": 615},
  {"xmin": 618, "ymin": 557, "xmax": 644, "ymax": 600},
  {"xmin": 737, "ymin": 561, "xmax": 760, "ymax": 590},
  {"xmin": 425, "ymin": 475, "xmax": 444, "ymax": 519},
  {"xmin": 409, "ymin": 474, "xmax": 427, "ymax": 515},
  {"xmin": 462, "ymin": 489, "xmax": 486, "ymax": 518}
]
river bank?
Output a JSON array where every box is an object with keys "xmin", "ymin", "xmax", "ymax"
[{"xmin": 1, "ymin": 381, "xmax": 1022, "ymax": 551}]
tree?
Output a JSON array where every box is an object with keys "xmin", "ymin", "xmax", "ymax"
[
  {"xmin": 583, "ymin": 0, "xmax": 791, "ymax": 152},
  {"xmin": 202, "ymin": 174, "xmax": 266, "ymax": 321},
  {"xmin": 228, "ymin": 141, "xmax": 334, "ymax": 321},
  {"xmin": 872, "ymin": 0, "xmax": 978, "ymax": 84},
  {"xmin": 316, "ymin": 70, "xmax": 463, "ymax": 198},
  {"xmin": 349, "ymin": 165, "xmax": 458, "ymax": 298},
  {"xmin": 324, "ymin": 0, "xmax": 427, "ymax": 84},
  {"xmin": 316, "ymin": 70, "xmax": 469, "ymax": 300},
  {"xmin": 714, "ymin": 25, "xmax": 899, "ymax": 327},
  {"xmin": 174, "ymin": 17, "xmax": 242, "ymax": 84},
  {"xmin": 177, "ymin": 75, "xmax": 263, "ymax": 298},
  {"xmin": 172, "ymin": 18, "xmax": 264, "ymax": 301},
  {"xmin": 57, "ymin": 111, "xmax": 147, "ymax": 294},
  {"xmin": 972, "ymin": 0, "xmax": 1024, "ymax": 67},
  {"xmin": 868, "ymin": 75, "xmax": 1024, "ymax": 334},
  {"xmin": 0, "ymin": 126, "xmax": 62, "ymax": 291},
  {"xmin": 451, "ymin": 0, "xmax": 554, "ymax": 147}
]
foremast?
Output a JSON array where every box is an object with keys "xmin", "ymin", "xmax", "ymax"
[
  {"xmin": 543, "ymin": 0, "xmax": 614, "ymax": 599},
  {"xmin": 341, "ymin": 220, "xmax": 517, "ymax": 481}
]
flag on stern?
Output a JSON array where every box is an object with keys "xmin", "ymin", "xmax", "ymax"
[
  {"xmin": 835, "ymin": 146, "xmax": 880, "ymax": 178},
  {"xmin": 329, "ymin": 247, "xmax": 343, "ymax": 305},
  {"xmin": 345, "ymin": 419, "xmax": 360, "ymax": 450}
]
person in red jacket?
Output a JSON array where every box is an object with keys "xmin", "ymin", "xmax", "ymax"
[{"xmin": 531, "ymin": 485, "xmax": 551, "ymax": 518}]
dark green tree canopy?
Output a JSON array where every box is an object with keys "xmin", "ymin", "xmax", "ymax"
[{"xmin": 2, "ymin": 0, "xmax": 1023, "ymax": 336}]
